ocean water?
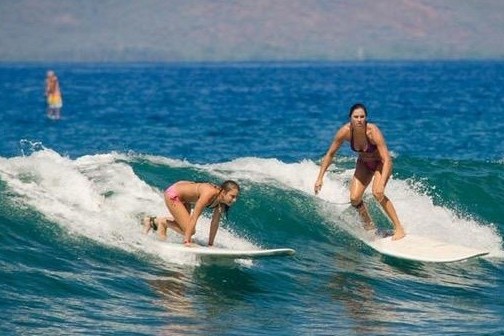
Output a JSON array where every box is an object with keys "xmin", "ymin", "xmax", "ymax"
[{"xmin": 0, "ymin": 61, "xmax": 503, "ymax": 335}]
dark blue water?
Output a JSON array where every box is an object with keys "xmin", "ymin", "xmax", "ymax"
[{"xmin": 0, "ymin": 61, "xmax": 503, "ymax": 335}]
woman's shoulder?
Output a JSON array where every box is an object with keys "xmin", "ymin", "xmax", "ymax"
[
  {"xmin": 367, "ymin": 123, "xmax": 385, "ymax": 142},
  {"xmin": 337, "ymin": 122, "xmax": 351, "ymax": 134},
  {"xmin": 336, "ymin": 123, "xmax": 351, "ymax": 139},
  {"xmin": 367, "ymin": 122, "xmax": 381, "ymax": 133}
]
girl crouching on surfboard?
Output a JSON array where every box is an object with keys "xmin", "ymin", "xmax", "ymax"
[
  {"xmin": 143, "ymin": 180, "xmax": 240, "ymax": 246},
  {"xmin": 314, "ymin": 103, "xmax": 405, "ymax": 240}
]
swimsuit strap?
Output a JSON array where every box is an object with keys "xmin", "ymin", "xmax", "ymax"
[
  {"xmin": 205, "ymin": 184, "xmax": 222, "ymax": 209},
  {"xmin": 207, "ymin": 193, "xmax": 220, "ymax": 208}
]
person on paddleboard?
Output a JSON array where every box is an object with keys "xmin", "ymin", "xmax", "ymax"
[
  {"xmin": 314, "ymin": 103, "xmax": 405, "ymax": 240},
  {"xmin": 45, "ymin": 70, "xmax": 63, "ymax": 119},
  {"xmin": 143, "ymin": 180, "xmax": 240, "ymax": 246}
]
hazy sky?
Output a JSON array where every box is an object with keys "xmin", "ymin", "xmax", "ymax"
[{"xmin": 1, "ymin": 0, "xmax": 503, "ymax": 62}]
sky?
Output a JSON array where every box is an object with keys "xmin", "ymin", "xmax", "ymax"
[{"xmin": 1, "ymin": 0, "xmax": 504, "ymax": 62}]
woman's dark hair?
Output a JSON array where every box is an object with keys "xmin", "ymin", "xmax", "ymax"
[
  {"xmin": 348, "ymin": 103, "xmax": 368, "ymax": 118},
  {"xmin": 220, "ymin": 180, "xmax": 240, "ymax": 217}
]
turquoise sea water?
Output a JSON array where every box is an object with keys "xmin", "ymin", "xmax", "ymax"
[{"xmin": 0, "ymin": 62, "xmax": 503, "ymax": 335}]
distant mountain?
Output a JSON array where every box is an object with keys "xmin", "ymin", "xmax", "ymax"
[{"xmin": 1, "ymin": 0, "xmax": 503, "ymax": 62}]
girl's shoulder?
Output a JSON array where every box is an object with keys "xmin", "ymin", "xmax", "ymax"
[{"xmin": 200, "ymin": 182, "xmax": 220, "ymax": 194}]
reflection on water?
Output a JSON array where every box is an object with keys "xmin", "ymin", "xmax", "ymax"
[
  {"xmin": 147, "ymin": 263, "xmax": 265, "ymax": 335},
  {"xmin": 147, "ymin": 269, "xmax": 204, "ymax": 335},
  {"xmin": 327, "ymin": 247, "xmax": 501, "ymax": 335},
  {"xmin": 329, "ymin": 253, "xmax": 392, "ymax": 335}
]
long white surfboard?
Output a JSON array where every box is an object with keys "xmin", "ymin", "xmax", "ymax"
[
  {"xmin": 156, "ymin": 242, "xmax": 295, "ymax": 259},
  {"xmin": 365, "ymin": 234, "xmax": 489, "ymax": 263}
]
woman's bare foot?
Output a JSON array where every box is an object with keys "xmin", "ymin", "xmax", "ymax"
[
  {"xmin": 391, "ymin": 228, "xmax": 406, "ymax": 241},
  {"xmin": 142, "ymin": 216, "xmax": 157, "ymax": 234},
  {"xmin": 363, "ymin": 220, "xmax": 376, "ymax": 231}
]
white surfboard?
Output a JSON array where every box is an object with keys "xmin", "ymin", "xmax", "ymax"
[
  {"xmin": 365, "ymin": 234, "xmax": 489, "ymax": 263},
  {"xmin": 156, "ymin": 242, "xmax": 295, "ymax": 259}
]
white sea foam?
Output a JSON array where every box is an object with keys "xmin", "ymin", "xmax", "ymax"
[
  {"xmin": 0, "ymin": 149, "xmax": 257, "ymax": 267},
  {"xmin": 0, "ymin": 149, "xmax": 502, "ymax": 265},
  {"xmin": 203, "ymin": 156, "xmax": 503, "ymax": 259}
]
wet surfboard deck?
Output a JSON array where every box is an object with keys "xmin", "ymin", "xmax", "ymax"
[{"xmin": 364, "ymin": 234, "xmax": 489, "ymax": 263}]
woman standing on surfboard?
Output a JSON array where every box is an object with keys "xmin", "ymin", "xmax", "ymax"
[
  {"xmin": 314, "ymin": 103, "xmax": 405, "ymax": 240},
  {"xmin": 143, "ymin": 180, "xmax": 240, "ymax": 246}
]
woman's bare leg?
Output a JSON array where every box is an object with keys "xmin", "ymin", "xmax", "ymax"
[
  {"xmin": 159, "ymin": 197, "xmax": 194, "ymax": 240},
  {"xmin": 143, "ymin": 196, "xmax": 191, "ymax": 240},
  {"xmin": 142, "ymin": 215, "xmax": 184, "ymax": 239},
  {"xmin": 350, "ymin": 163, "xmax": 374, "ymax": 230},
  {"xmin": 372, "ymin": 169, "xmax": 405, "ymax": 240},
  {"xmin": 377, "ymin": 196, "xmax": 405, "ymax": 240}
]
